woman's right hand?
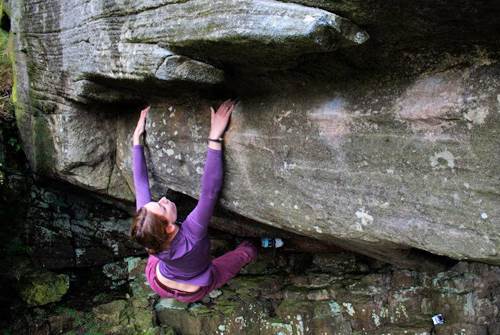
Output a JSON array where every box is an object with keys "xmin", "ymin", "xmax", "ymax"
[
  {"xmin": 209, "ymin": 99, "xmax": 236, "ymax": 139},
  {"xmin": 133, "ymin": 106, "xmax": 150, "ymax": 145}
]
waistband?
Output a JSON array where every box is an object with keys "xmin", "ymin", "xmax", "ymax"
[{"xmin": 153, "ymin": 276, "xmax": 202, "ymax": 296}]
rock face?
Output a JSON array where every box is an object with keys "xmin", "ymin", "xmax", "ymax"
[
  {"xmin": 152, "ymin": 257, "xmax": 500, "ymax": 335},
  {"xmin": 23, "ymin": 183, "xmax": 144, "ymax": 269},
  {"xmin": 4, "ymin": 0, "xmax": 500, "ymax": 266},
  {"xmin": 10, "ymin": 244, "xmax": 500, "ymax": 334}
]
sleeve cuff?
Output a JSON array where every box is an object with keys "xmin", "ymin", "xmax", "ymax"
[
  {"xmin": 207, "ymin": 147, "xmax": 222, "ymax": 154},
  {"xmin": 133, "ymin": 144, "xmax": 144, "ymax": 153}
]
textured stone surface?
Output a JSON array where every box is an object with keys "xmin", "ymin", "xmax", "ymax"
[
  {"xmin": 24, "ymin": 184, "xmax": 143, "ymax": 269},
  {"xmin": 3, "ymin": 237, "xmax": 500, "ymax": 334},
  {"xmin": 18, "ymin": 271, "xmax": 69, "ymax": 306},
  {"xmin": 151, "ymin": 255, "xmax": 500, "ymax": 335},
  {"xmin": 111, "ymin": 64, "xmax": 500, "ymax": 267},
  {"xmin": 5, "ymin": 0, "xmax": 500, "ymax": 266},
  {"xmin": 121, "ymin": 0, "xmax": 369, "ymax": 67}
]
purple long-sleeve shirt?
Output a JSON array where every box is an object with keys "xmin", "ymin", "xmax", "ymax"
[{"xmin": 132, "ymin": 145, "xmax": 223, "ymax": 286}]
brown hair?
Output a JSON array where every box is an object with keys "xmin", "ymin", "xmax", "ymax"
[{"xmin": 130, "ymin": 207, "xmax": 171, "ymax": 254}]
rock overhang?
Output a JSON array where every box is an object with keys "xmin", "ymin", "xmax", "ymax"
[{"xmin": 6, "ymin": 0, "xmax": 500, "ymax": 268}]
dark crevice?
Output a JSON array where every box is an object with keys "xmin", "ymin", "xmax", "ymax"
[
  {"xmin": 1, "ymin": 11, "xmax": 10, "ymax": 32},
  {"xmin": 58, "ymin": 266, "xmax": 129, "ymax": 311}
]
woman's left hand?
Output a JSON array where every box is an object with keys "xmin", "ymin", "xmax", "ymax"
[
  {"xmin": 133, "ymin": 106, "xmax": 150, "ymax": 145},
  {"xmin": 209, "ymin": 99, "xmax": 236, "ymax": 139}
]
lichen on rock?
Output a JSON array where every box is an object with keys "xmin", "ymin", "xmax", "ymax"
[{"xmin": 18, "ymin": 271, "xmax": 69, "ymax": 306}]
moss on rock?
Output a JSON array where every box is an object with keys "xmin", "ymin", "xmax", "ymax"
[
  {"xmin": 18, "ymin": 271, "xmax": 69, "ymax": 306},
  {"xmin": 90, "ymin": 298, "xmax": 159, "ymax": 335}
]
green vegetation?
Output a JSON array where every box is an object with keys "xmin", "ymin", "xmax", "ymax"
[
  {"xmin": 0, "ymin": 29, "xmax": 11, "ymax": 115},
  {"xmin": 0, "ymin": 25, "xmax": 14, "ymax": 186},
  {"xmin": 0, "ymin": 29, "xmax": 10, "ymax": 74},
  {"xmin": 0, "ymin": 30, "xmax": 8, "ymax": 63}
]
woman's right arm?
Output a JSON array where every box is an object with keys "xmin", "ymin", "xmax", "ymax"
[{"xmin": 132, "ymin": 107, "xmax": 152, "ymax": 210}]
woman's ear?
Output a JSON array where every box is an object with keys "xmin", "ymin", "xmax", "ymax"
[{"xmin": 165, "ymin": 222, "xmax": 176, "ymax": 235}]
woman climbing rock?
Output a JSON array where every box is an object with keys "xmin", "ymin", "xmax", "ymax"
[{"xmin": 130, "ymin": 100, "xmax": 258, "ymax": 303}]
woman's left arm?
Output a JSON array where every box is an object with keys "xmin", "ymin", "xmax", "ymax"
[
  {"xmin": 183, "ymin": 100, "xmax": 236, "ymax": 240},
  {"xmin": 132, "ymin": 106, "xmax": 152, "ymax": 211}
]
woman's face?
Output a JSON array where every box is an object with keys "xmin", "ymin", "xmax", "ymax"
[{"xmin": 144, "ymin": 197, "xmax": 177, "ymax": 225}]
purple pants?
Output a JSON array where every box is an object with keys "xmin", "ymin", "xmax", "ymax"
[{"xmin": 145, "ymin": 241, "xmax": 258, "ymax": 303}]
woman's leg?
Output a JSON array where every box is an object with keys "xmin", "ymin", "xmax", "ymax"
[
  {"xmin": 142, "ymin": 242, "xmax": 257, "ymax": 303},
  {"xmin": 148, "ymin": 242, "xmax": 257, "ymax": 303},
  {"xmin": 210, "ymin": 241, "xmax": 258, "ymax": 289}
]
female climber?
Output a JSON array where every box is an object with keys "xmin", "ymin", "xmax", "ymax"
[{"xmin": 130, "ymin": 100, "xmax": 258, "ymax": 303}]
